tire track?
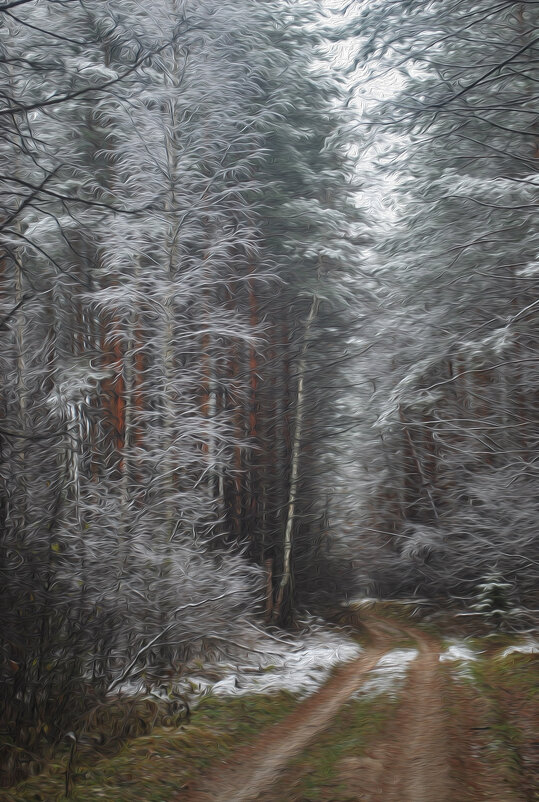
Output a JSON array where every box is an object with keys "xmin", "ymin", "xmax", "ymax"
[
  {"xmin": 373, "ymin": 630, "xmax": 451, "ymax": 802},
  {"xmin": 175, "ymin": 613, "xmax": 520, "ymax": 802}
]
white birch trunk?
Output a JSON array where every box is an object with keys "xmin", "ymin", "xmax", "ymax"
[{"xmin": 274, "ymin": 294, "xmax": 319, "ymax": 619}]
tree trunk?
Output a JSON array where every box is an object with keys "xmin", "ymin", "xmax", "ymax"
[{"xmin": 273, "ymin": 295, "xmax": 319, "ymax": 624}]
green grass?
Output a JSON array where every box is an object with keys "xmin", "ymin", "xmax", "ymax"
[
  {"xmin": 3, "ymin": 691, "xmax": 299, "ymax": 802},
  {"xmin": 268, "ymin": 693, "xmax": 398, "ymax": 802},
  {"xmin": 466, "ymin": 645, "xmax": 538, "ymax": 799}
]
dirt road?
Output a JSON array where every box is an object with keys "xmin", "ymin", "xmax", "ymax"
[
  {"xmin": 335, "ymin": 616, "xmax": 526, "ymax": 802},
  {"xmin": 345, "ymin": 624, "xmax": 451, "ymax": 802},
  {"xmin": 175, "ymin": 613, "xmax": 525, "ymax": 802},
  {"xmin": 177, "ymin": 622, "xmax": 391, "ymax": 802}
]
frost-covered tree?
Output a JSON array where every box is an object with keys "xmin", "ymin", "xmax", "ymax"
[
  {"xmin": 332, "ymin": 0, "xmax": 539, "ymax": 603},
  {"xmin": 0, "ymin": 0, "xmax": 362, "ymax": 782},
  {"xmin": 0, "ymin": 0, "xmax": 264, "ymax": 777},
  {"xmin": 471, "ymin": 572, "xmax": 515, "ymax": 631}
]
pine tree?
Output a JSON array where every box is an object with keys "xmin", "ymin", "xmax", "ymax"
[{"xmin": 471, "ymin": 572, "xmax": 514, "ymax": 631}]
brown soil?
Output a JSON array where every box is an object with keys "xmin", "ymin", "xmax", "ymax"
[{"xmin": 334, "ymin": 621, "xmax": 526, "ymax": 802}]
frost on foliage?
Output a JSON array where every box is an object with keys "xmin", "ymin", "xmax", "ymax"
[
  {"xmin": 118, "ymin": 623, "xmax": 362, "ymax": 703},
  {"xmin": 459, "ymin": 326, "xmax": 514, "ymax": 359},
  {"xmin": 374, "ymin": 354, "xmax": 445, "ymax": 427},
  {"xmin": 374, "ymin": 320, "xmax": 515, "ymax": 429},
  {"xmin": 517, "ymin": 261, "xmax": 539, "ymax": 278},
  {"xmin": 46, "ymin": 358, "xmax": 112, "ymax": 410},
  {"xmin": 398, "ymin": 524, "xmax": 447, "ymax": 564},
  {"xmin": 471, "ymin": 572, "xmax": 516, "ymax": 629}
]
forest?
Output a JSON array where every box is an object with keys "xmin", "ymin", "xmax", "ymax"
[{"xmin": 1, "ymin": 0, "xmax": 538, "ymax": 797}]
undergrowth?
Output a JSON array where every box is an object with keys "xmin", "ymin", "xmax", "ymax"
[{"xmin": 3, "ymin": 691, "xmax": 299, "ymax": 802}]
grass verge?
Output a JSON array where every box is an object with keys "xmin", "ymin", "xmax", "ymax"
[
  {"xmin": 3, "ymin": 691, "xmax": 299, "ymax": 802},
  {"xmin": 469, "ymin": 648, "xmax": 538, "ymax": 800},
  {"xmin": 444, "ymin": 633, "xmax": 537, "ymax": 802}
]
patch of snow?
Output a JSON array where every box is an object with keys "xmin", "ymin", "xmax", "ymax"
[
  {"xmin": 439, "ymin": 641, "xmax": 478, "ymax": 664},
  {"xmin": 212, "ymin": 675, "xmax": 240, "ymax": 694},
  {"xmin": 207, "ymin": 629, "xmax": 362, "ymax": 699},
  {"xmin": 346, "ymin": 597, "xmax": 379, "ymax": 607},
  {"xmin": 346, "ymin": 597, "xmax": 433, "ymax": 614},
  {"xmin": 499, "ymin": 639, "xmax": 538, "ymax": 659},
  {"xmin": 439, "ymin": 639, "xmax": 479, "ymax": 680},
  {"xmin": 353, "ymin": 648, "xmax": 418, "ymax": 699},
  {"xmin": 114, "ymin": 624, "xmax": 363, "ymax": 705},
  {"xmin": 111, "ymin": 680, "xmax": 145, "ymax": 697}
]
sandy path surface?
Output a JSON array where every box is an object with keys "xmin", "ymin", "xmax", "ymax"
[
  {"xmin": 175, "ymin": 622, "xmax": 391, "ymax": 802},
  {"xmin": 387, "ymin": 641, "xmax": 450, "ymax": 802}
]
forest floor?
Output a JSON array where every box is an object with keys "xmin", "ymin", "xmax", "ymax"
[{"xmin": 5, "ymin": 604, "xmax": 538, "ymax": 802}]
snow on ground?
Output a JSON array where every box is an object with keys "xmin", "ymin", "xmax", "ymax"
[
  {"xmin": 439, "ymin": 641, "xmax": 478, "ymax": 664},
  {"xmin": 499, "ymin": 638, "xmax": 538, "ymax": 659},
  {"xmin": 439, "ymin": 639, "xmax": 478, "ymax": 679},
  {"xmin": 352, "ymin": 648, "xmax": 418, "ymax": 699},
  {"xmin": 204, "ymin": 626, "xmax": 362, "ymax": 699},
  {"xmin": 113, "ymin": 622, "xmax": 362, "ymax": 705}
]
